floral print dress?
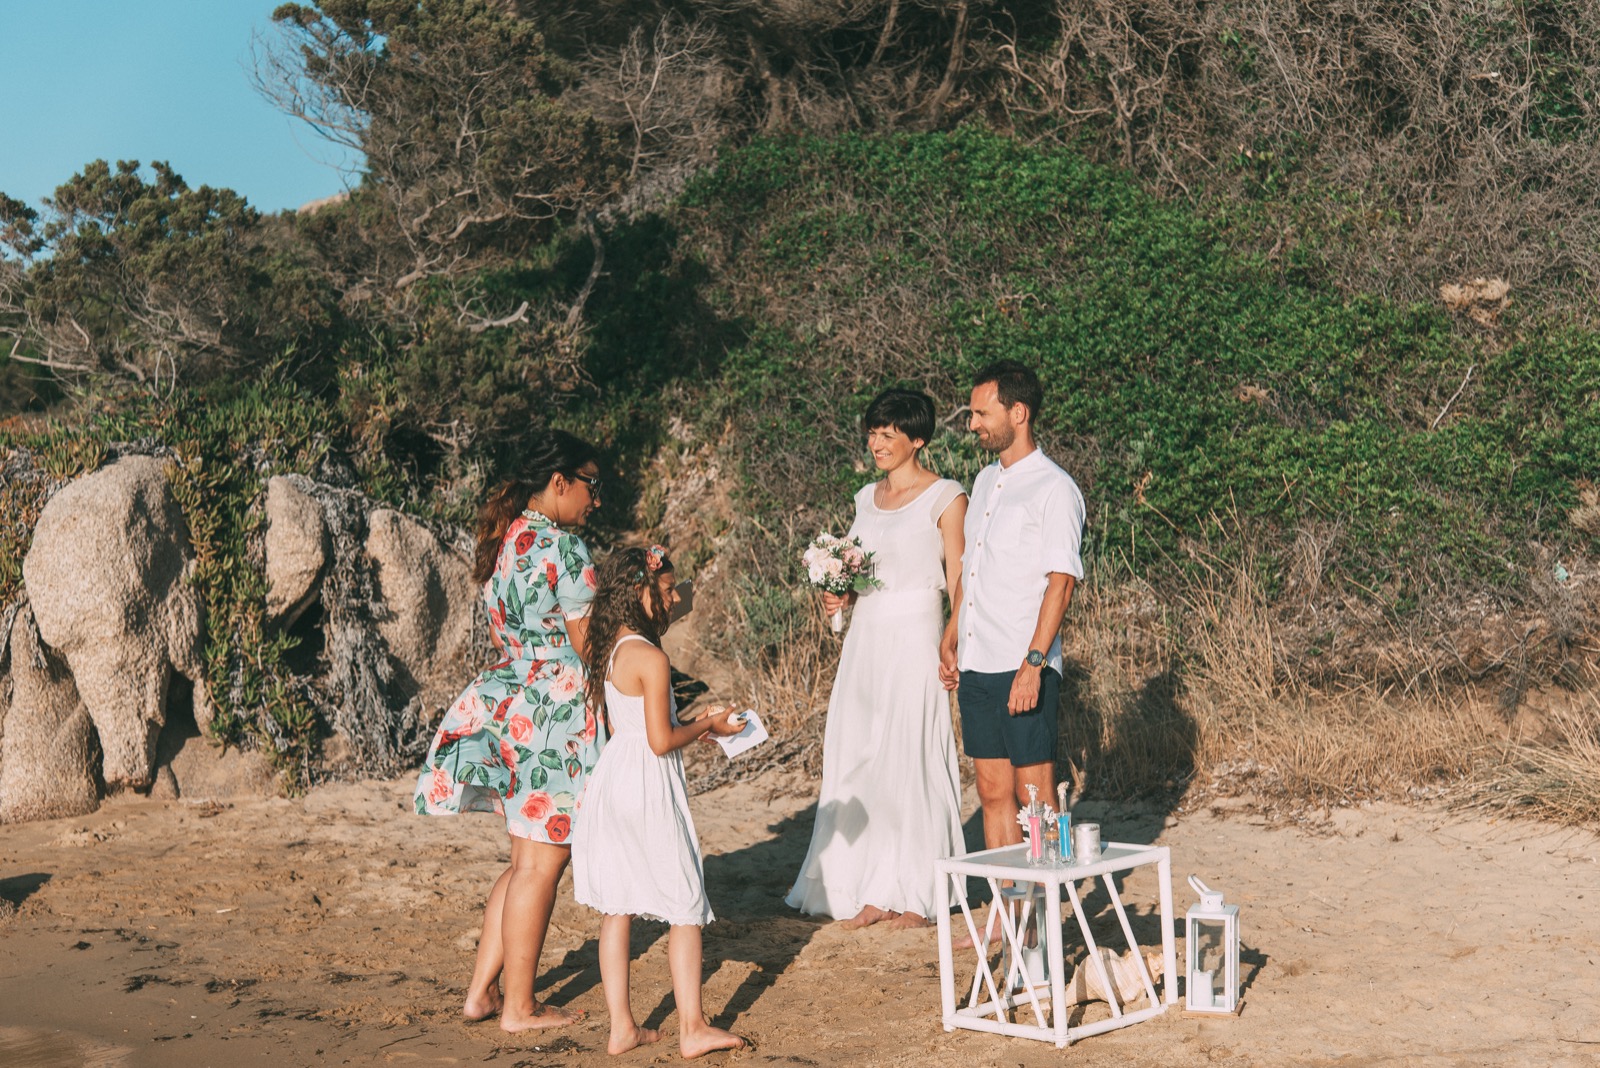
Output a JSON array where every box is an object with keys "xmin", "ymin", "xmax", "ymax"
[{"xmin": 414, "ymin": 510, "xmax": 600, "ymax": 843}]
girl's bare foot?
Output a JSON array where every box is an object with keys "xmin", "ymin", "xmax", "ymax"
[
  {"xmin": 841, "ymin": 904, "xmax": 898, "ymax": 929},
  {"xmin": 500, "ymin": 1002, "xmax": 585, "ymax": 1033},
  {"xmin": 608, "ymin": 1023, "xmax": 662, "ymax": 1055},
  {"xmin": 463, "ymin": 987, "xmax": 503, "ymax": 1021},
  {"xmin": 680, "ymin": 1024, "xmax": 746, "ymax": 1059},
  {"xmin": 887, "ymin": 911, "xmax": 929, "ymax": 929}
]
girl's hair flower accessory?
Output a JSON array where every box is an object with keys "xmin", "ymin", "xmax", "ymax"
[{"xmin": 644, "ymin": 544, "xmax": 668, "ymax": 572}]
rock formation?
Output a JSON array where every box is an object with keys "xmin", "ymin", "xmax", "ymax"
[
  {"xmin": 21, "ymin": 456, "xmax": 213, "ymax": 791},
  {"xmin": 0, "ymin": 603, "xmax": 100, "ymax": 823},
  {"xmin": 264, "ymin": 475, "xmax": 330, "ymax": 628},
  {"xmin": 365, "ymin": 508, "xmax": 478, "ymax": 716},
  {"xmin": 0, "ymin": 455, "xmax": 483, "ymax": 822}
]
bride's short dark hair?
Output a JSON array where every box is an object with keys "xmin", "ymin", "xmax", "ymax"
[{"xmin": 863, "ymin": 388, "xmax": 935, "ymax": 446}]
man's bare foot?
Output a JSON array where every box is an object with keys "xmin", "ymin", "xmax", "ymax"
[
  {"xmin": 608, "ymin": 1023, "xmax": 662, "ymax": 1055},
  {"xmin": 463, "ymin": 987, "xmax": 503, "ymax": 1021},
  {"xmin": 680, "ymin": 1025, "xmax": 746, "ymax": 1059},
  {"xmin": 887, "ymin": 911, "xmax": 929, "ymax": 929},
  {"xmin": 840, "ymin": 904, "xmax": 898, "ymax": 929},
  {"xmin": 500, "ymin": 1002, "xmax": 585, "ymax": 1033}
]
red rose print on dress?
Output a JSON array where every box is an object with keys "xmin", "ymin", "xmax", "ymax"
[
  {"xmin": 508, "ymin": 714, "xmax": 534, "ymax": 745},
  {"xmin": 515, "ymin": 529, "xmax": 538, "ymax": 555},
  {"xmin": 521, "ymin": 791, "xmax": 555, "ymax": 821},
  {"xmin": 581, "ymin": 565, "xmax": 597, "ymax": 589},
  {"xmin": 544, "ymin": 813, "xmax": 571, "ymax": 842},
  {"xmin": 500, "ymin": 739, "xmax": 517, "ymax": 770},
  {"xmin": 427, "ymin": 768, "xmax": 453, "ymax": 805},
  {"xmin": 544, "ymin": 559, "xmax": 559, "ymax": 588},
  {"xmin": 549, "ymin": 663, "xmax": 582, "ymax": 701}
]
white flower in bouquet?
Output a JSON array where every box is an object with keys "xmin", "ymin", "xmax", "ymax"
[{"xmin": 801, "ymin": 531, "xmax": 882, "ymax": 631}]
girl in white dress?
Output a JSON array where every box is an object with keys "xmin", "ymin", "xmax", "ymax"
[
  {"xmin": 572, "ymin": 545, "xmax": 747, "ymax": 1057},
  {"xmin": 786, "ymin": 388, "xmax": 968, "ymax": 929}
]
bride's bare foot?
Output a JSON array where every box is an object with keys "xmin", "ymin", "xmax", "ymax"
[
  {"xmin": 608, "ymin": 1023, "xmax": 662, "ymax": 1055},
  {"xmin": 462, "ymin": 987, "xmax": 503, "ymax": 1021},
  {"xmin": 887, "ymin": 911, "xmax": 929, "ymax": 929},
  {"xmin": 680, "ymin": 1023, "xmax": 746, "ymax": 1059},
  {"xmin": 841, "ymin": 904, "xmax": 899, "ymax": 929},
  {"xmin": 500, "ymin": 1002, "xmax": 585, "ymax": 1033}
]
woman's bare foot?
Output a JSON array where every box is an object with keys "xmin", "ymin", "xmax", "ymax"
[
  {"xmin": 840, "ymin": 904, "xmax": 899, "ymax": 929},
  {"xmin": 608, "ymin": 1023, "xmax": 662, "ymax": 1055},
  {"xmin": 680, "ymin": 1024, "xmax": 746, "ymax": 1059},
  {"xmin": 500, "ymin": 1002, "xmax": 585, "ymax": 1033},
  {"xmin": 462, "ymin": 987, "xmax": 503, "ymax": 1021},
  {"xmin": 887, "ymin": 911, "xmax": 929, "ymax": 929}
]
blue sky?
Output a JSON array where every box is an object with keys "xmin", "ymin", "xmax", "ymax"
[{"xmin": 0, "ymin": 1, "xmax": 362, "ymax": 214}]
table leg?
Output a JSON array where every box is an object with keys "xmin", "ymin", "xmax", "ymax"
[
  {"xmin": 937, "ymin": 868, "xmax": 955, "ymax": 1030},
  {"xmin": 1046, "ymin": 880, "xmax": 1068, "ymax": 1047},
  {"xmin": 1158, "ymin": 853, "xmax": 1178, "ymax": 1006},
  {"xmin": 1103, "ymin": 873, "xmax": 1160, "ymax": 1007},
  {"xmin": 1066, "ymin": 880, "xmax": 1123, "ymax": 1019}
]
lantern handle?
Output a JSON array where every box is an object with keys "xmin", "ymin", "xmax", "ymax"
[{"xmin": 1188, "ymin": 874, "xmax": 1225, "ymax": 909}]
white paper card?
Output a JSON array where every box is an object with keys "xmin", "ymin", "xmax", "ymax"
[{"xmin": 715, "ymin": 709, "xmax": 768, "ymax": 759}]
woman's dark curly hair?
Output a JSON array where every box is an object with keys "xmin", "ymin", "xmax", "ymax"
[
  {"xmin": 582, "ymin": 545, "xmax": 676, "ymax": 726},
  {"xmin": 472, "ymin": 430, "xmax": 601, "ymax": 584}
]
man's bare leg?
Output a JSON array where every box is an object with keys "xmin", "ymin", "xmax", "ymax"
[
  {"xmin": 952, "ymin": 758, "xmax": 1028, "ymax": 951},
  {"xmin": 975, "ymin": 757, "xmax": 1022, "ymax": 849},
  {"xmin": 1012, "ymin": 761, "xmax": 1055, "ymax": 815}
]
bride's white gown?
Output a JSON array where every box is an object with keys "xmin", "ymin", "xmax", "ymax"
[{"xmin": 785, "ymin": 478, "xmax": 966, "ymax": 920}]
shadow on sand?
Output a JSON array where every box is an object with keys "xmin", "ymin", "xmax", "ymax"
[{"xmin": 539, "ymin": 805, "xmax": 823, "ymax": 1034}]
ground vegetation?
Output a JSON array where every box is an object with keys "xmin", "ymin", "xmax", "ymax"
[{"xmin": 3, "ymin": 1, "xmax": 1599, "ymax": 820}]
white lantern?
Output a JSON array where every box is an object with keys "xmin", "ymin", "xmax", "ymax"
[{"xmin": 1184, "ymin": 875, "xmax": 1240, "ymax": 1014}]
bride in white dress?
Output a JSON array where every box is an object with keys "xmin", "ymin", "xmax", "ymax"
[{"xmin": 785, "ymin": 388, "xmax": 967, "ymax": 928}]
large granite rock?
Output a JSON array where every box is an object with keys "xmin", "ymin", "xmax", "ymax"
[
  {"xmin": 21, "ymin": 455, "xmax": 213, "ymax": 790},
  {"xmin": 0, "ymin": 604, "xmax": 100, "ymax": 823},
  {"xmin": 263, "ymin": 475, "xmax": 329, "ymax": 627},
  {"xmin": 364, "ymin": 508, "xmax": 478, "ymax": 714}
]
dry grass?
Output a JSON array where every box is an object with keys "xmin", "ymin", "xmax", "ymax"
[{"xmin": 1465, "ymin": 704, "xmax": 1600, "ymax": 826}]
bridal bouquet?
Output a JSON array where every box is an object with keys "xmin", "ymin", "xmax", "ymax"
[{"xmin": 801, "ymin": 533, "xmax": 880, "ymax": 632}]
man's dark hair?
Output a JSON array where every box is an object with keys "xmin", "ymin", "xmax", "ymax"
[
  {"xmin": 863, "ymin": 387, "xmax": 936, "ymax": 445},
  {"xmin": 972, "ymin": 360, "xmax": 1043, "ymax": 424}
]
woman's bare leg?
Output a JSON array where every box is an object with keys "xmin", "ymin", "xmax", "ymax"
[
  {"xmin": 500, "ymin": 837, "xmax": 581, "ymax": 1032},
  {"xmin": 599, "ymin": 913, "xmax": 661, "ymax": 1054},
  {"xmin": 463, "ymin": 865, "xmax": 512, "ymax": 1020},
  {"xmin": 667, "ymin": 925, "xmax": 744, "ymax": 1058}
]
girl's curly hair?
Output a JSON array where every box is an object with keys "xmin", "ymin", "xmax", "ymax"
[{"xmin": 583, "ymin": 545, "xmax": 675, "ymax": 726}]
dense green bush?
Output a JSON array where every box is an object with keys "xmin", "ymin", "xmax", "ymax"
[{"xmin": 680, "ymin": 128, "xmax": 1600, "ymax": 663}]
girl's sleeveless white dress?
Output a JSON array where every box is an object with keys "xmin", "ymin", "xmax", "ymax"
[
  {"xmin": 572, "ymin": 634, "xmax": 714, "ymax": 926},
  {"xmin": 785, "ymin": 478, "xmax": 966, "ymax": 920}
]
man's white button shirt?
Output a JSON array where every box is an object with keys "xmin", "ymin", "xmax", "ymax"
[{"xmin": 957, "ymin": 448, "xmax": 1086, "ymax": 674}]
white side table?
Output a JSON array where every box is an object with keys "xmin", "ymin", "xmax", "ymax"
[{"xmin": 934, "ymin": 841, "xmax": 1178, "ymax": 1047}]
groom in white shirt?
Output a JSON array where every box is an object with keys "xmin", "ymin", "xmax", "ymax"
[{"xmin": 939, "ymin": 360, "xmax": 1085, "ymax": 853}]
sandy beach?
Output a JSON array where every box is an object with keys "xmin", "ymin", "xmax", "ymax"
[{"xmin": 3, "ymin": 765, "xmax": 1599, "ymax": 1068}]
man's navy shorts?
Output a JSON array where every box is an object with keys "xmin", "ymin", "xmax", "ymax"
[{"xmin": 958, "ymin": 667, "xmax": 1059, "ymax": 766}]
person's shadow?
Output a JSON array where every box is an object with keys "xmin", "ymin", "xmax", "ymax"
[{"xmin": 537, "ymin": 805, "xmax": 824, "ymax": 1031}]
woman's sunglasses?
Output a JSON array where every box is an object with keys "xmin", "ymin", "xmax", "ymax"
[{"xmin": 574, "ymin": 473, "xmax": 602, "ymax": 495}]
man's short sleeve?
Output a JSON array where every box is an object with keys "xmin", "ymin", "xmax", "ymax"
[
  {"xmin": 1041, "ymin": 480, "xmax": 1086, "ymax": 580},
  {"xmin": 555, "ymin": 533, "xmax": 597, "ymax": 619}
]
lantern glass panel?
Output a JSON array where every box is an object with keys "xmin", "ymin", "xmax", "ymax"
[{"xmin": 1190, "ymin": 919, "xmax": 1227, "ymax": 1008}]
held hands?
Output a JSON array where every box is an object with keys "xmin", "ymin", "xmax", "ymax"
[{"xmin": 937, "ymin": 629, "xmax": 959, "ymax": 691}]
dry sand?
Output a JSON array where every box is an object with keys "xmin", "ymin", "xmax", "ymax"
[{"xmin": 3, "ymin": 770, "xmax": 1599, "ymax": 1068}]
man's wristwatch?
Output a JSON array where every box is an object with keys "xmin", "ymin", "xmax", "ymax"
[{"xmin": 1024, "ymin": 649, "xmax": 1045, "ymax": 668}]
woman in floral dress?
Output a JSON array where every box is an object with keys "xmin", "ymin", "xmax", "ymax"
[{"xmin": 414, "ymin": 430, "xmax": 603, "ymax": 1032}]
